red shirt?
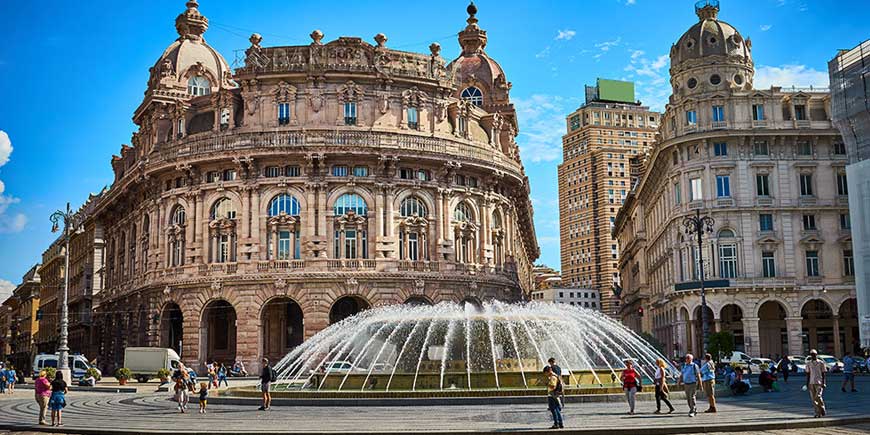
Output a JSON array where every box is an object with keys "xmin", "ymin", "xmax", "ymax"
[
  {"xmin": 35, "ymin": 377, "xmax": 51, "ymax": 397},
  {"xmin": 622, "ymin": 368, "xmax": 639, "ymax": 389}
]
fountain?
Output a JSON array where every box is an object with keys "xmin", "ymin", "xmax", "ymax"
[{"xmin": 270, "ymin": 301, "xmax": 676, "ymax": 394}]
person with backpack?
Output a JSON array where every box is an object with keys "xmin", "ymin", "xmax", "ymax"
[
  {"xmin": 258, "ymin": 358, "xmax": 275, "ymax": 411},
  {"xmin": 678, "ymin": 353, "xmax": 702, "ymax": 417},
  {"xmin": 700, "ymin": 353, "xmax": 717, "ymax": 413},
  {"xmin": 544, "ymin": 365, "xmax": 564, "ymax": 429},
  {"xmin": 621, "ymin": 359, "xmax": 641, "ymax": 415}
]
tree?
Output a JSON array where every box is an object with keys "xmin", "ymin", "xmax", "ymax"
[
  {"xmin": 639, "ymin": 332, "xmax": 666, "ymax": 356},
  {"xmin": 707, "ymin": 331, "xmax": 735, "ymax": 362}
]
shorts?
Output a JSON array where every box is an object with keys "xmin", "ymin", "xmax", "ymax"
[
  {"xmin": 844, "ymin": 373, "xmax": 855, "ymax": 381},
  {"xmin": 200, "ymin": 399, "xmax": 207, "ymax": 406},
  {"xmin": 702, "ymin": 379, "xmax": 715, "ymax": 396},
  {"xmin": 261, "ymin": 381, "xmax": 271, "ymax": 392},
  {"xmin": 49, "ymin": 392, "xmax": 66, "ymax": 410}
]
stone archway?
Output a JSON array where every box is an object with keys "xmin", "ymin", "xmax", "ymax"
[
  {"xmin": 404, "ymin": 296, "xmax": 432, "ymax": 306},
  {"xmin": 692, "ymin": 305, "xmax": 715, "ymax": 355},
  {"xmin": 720, "ymin": 304, "xmax": 744, "ymax": 352},
  {"xmin": 459, "ymin": 296, "xmax": 483, "ymax": 312},
  {"xmin": 802, "ymin": 299, "xmax": 834, "ymax": 355},
  {"xmin": 201, "ymin": 300, "xmax": 237, "ymax": 365},
  {"xmin": 261, "ymin": 297, "xmax": 304, "ymax": 363},
  {"xmin": 839, "ymin": 298, "xmax": 860, "ymax": 355},
  {"xmin": 758, "ymin": 300, "xmax": 787, "ymax": 358},
  {"xmin": 160, "ymin": 302, "xmax": 184, "ymax": 355},
  {"xmin": 329, "ymin": 295, "xmax": 370, "ymax": 324}
]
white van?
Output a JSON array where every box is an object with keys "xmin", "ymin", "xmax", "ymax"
[
  {"xmin": 720, "ymin": 351, "xmax": 754, "ymax": 372},
  {"xmin": 32, "ymin": 354, "xmax": 100, "ymax": 380}
]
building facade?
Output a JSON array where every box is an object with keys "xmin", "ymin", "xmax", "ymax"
[
  {"xmin": 88, "ymin": 1, "xmax": 538, "ymax": 373},
  {"xmin": 532, "ymin": 264, "xmax": 562, "ymax": 290},
  {"xmin": 614, "ymin": 1, "xmax": 856, "ymax": 359},
  {"xmin": 829, "ymin": 40, "xmax": 870, "ymax": 348},
  {"xmin": 558, "ymin": 80, "xmax": 660, "ymax": 317},
  {"xmin": 36, "ymin": 239, "xmax": 64, "ymax": 354},
  {"xmin": 9, "ymin": 265, "xmax": 40, "ymax": 372},
  {"xmin": 529, "ymin": 287, "xmax": 601, "ymax": 310}
]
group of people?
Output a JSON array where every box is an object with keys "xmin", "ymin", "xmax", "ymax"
[
  {"xmin": 205, "ymin": 361, "xmax": 229, "ymax": 389},
  {"xmin": 0, "ymin": 363, "xmax": 17, "ymax": 394},
  {"xmin": 171, "ymin": 362, "xmax": 210, "ymax": 414}
]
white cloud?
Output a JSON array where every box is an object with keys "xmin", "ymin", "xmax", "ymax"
[
  {"xmin": 623, "ymin": 52, "xmax": 671, "ymax": 111},
  {"xmin": 0, "ymin": 279, "xmax": 14, "ymax": 303},
  {"xmin": 760, "ymin": 24, "xmax": 773, "ymax": 31},
  {"xmin": 535, "ymin": 46, "xmax": 551, "ymax": 59},
  {"xmin": 513, "ymin": 94, "xmax": 582, "ymax": 163},
  {"xmin": 754, "ymin": 64, "xmax": 829, "ymax": 90},
  {"xmin": 555, "ymin": 30, "xmax": 576, "ymax": 41},
  {"xmin": 595, "ymin": 37, "xmax": 621, "ymax": 52},
  {"xmin": 625, "ymin": 0, "xmax": 637, "ymax": 4},
  {"xmin": 0, "ymin": 131, "xmax": 26, "ymax": 234}
]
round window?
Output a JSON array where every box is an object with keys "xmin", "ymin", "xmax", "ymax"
[
  {"xmin": 734, "ymin": 74, "xmax": 744, "ymax": 85},
  {"xmin": 709, "ymin": 37, "xmax": 717, "ymax": 44},
  {"xmin": 687, "ymin": 78, "xmax": 698, "ymax": 89},
  {"xmin": 710, "ymin": 74, "xmax": 721, "ymax": 85},
  {"xmin": 686, "ymin": 39, "xmax": 695, "ymax": 49}
]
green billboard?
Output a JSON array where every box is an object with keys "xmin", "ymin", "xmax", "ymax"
[{"xmin": 597, "ymin": 79, "xmax": 635, "ymax": 104}]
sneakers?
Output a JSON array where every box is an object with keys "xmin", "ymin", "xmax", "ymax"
[
  {"xmin": 668, "ymin": 408, "xmax": 675, "ymax": 414},
  {"xmin": 688, "ymin": 411, "xmax": 696, "ymax": 417},
  {"xmin": 653, "ymin": 410, "xmax": 661, "ymax": 414},
  {"xmin": 257, "ymin": 406, "xmax": 266, "ymax": 411}
]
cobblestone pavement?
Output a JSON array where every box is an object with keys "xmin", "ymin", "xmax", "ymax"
[{"xmin": 0, "ymin": 376, "xmax": 867, "ymax": 434}]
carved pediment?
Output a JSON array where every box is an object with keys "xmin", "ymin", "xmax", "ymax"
[
  {"xmin": 337, "ymin": 80, "xmax": 364, "ymax": 102},
  {"xmin": 268, "ymin": 212, "xmax": 298, "ymax": 227},
  {"xmin": 273, "ymin": 81, "xmax": 298, "ymax": 103},
  {"xmin": 401, "ymin": 215, "xmax": 429, "ymax": 227},
  {"xmin": 401, "ymin": 86, "xmax": 427, "ymax": 107},
  {"xmin": 208, "ymin": 217, "xmax": 237, "ymax": 232},
  {"xmin": 336, "ymin": 211, "xmax": 367, "ymax": 228}
]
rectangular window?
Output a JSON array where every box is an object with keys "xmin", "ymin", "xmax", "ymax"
[
  {"xmin": 674, "ymin": 182, "xmax": 681, "ymax": 205},
  {"xmin": 222, "ymin": 169, "xmax": 236, "ymax": 181},
  {"xmin": 399, "ymin": 168, "xmax": 413, "ymax": 179},
  {"xmin": 752, "ymin": 104, "xmax": 765, "ymax": 121},
  {"xmin": 207, "ymin": 171, "xmax": 219, "ymax": 183},
  {"xmin": 837, "ymin": 173, "xmax": 848, "ymax": 195},
  {"xmin": 756, "ymin": 174, "xmax": 770, "ymax": 196},
  {"xmin": 799, "ymin": 174, "xmax": 814, "ymax": 196},
  {"xmin": 844, "ymin": 250, "xmax": 855, "ymax": 276},
  {"xmin": 353, "ymin": 166, "xmax": 368, "ymax": 177},
  {"xmin": 690, "ymin": 177, "xmax": 703, "ymax": 201},
  {"xmin": 840, "ymin": 213, "xmax": 851, "ymax": 230},
  {"xmin": 407, "ymin": 107, "xmax": 419, "ymax": 129},
  {"xmin": 277, "ymin": 230, "xmax": 291, "ymax": 260},
  {"xmin": 685, "ymin": 110, "xmax": 697, "ymax": 125},
  {"xmin": 332, "ymin": 165, "xmax": 348, "ymax": 177},
  {"xmin": 712, "ymin": 105, "xmax": 725, "ymax": 122},
  {"xmin": 719, "ymin": 244, "xmax": 737, "ymax": 278},
  {"xmin": 361, "ymin": 230, "xmax": 368, "ymax": 259},
  {"xmin": 754, "ymin": 140, "xmax": 769, "ymax": 156},
  {"xmin": 417, "ymin": 169, "xmax": 430, "ymax": 181},
  {"xmin": 344, "ymin": 230, "xmax": 357, "ymax": 259},
  {"xmin": 570, "ymin": 115, "xmax": 581, "ymax": 131},
  {"xmin": 795, "ymin": 105, "xmax": 807, "ymax": 120},
  {"xmin": 285, "ymin": 165, "xmax": 301, "ymax": 177},
  {"xmin": 802, "ymin": 214, "xmax": 817, "ymax": 231},
  {"xmin": 714, "ymin": 142, "xmax": 728, "ymax": 156},
  {"xmin": 833, "ymin": 142, "xmax": 846, "ymax": 155},
  {"xmin": 278, "ymin": 102, "xmax": 291, "ymax": 125},
  {"xmin": 218, "ymin": 234, "xmax": 230, "ymax": 263},
  {"xmin": 716, "ymin": 175, "xmax": 731, "ymax": 197},
  {"xmin": 265, "ymin": 166, "xmax": 282, "ymax": 178},
  {"xmin": 806, "ymin": 250, "xmax": 820, "ymax": 277},
  {"xmin": 759, "ymin": 214, "xmax": 774, "ymax": 232},
  {"xmin": 408, "ymin": 232, "xmax": 419, "ymax": 261},
  {"xmin": 344, "ymin": 102, "xmax": 357, "ymax": 125},
  {"xmin": 333, "ymin": 231, "xmax": 340, "ymax": 258},
  {"xmin": 797, "ymin": 140, "xmax": 813, "ymax": 155},
  {"xmin": 762, "ymin": 252, "xmax": 776, "ymax": 278}
]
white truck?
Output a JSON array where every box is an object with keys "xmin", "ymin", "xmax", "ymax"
[{"xmin": 123, "ymin": 347, "xmax": 182, "ymax": 383}]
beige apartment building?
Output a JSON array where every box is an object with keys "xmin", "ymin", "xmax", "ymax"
[
  {"xmin": 558, "ymin": 80, "xmax": 660, "ymax": 317},
  {"xmin": 614, "ymin": 1, "xmax": 856, "ymax": 359}
]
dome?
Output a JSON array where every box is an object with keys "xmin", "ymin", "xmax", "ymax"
[
  {"xmin": 144, "ymin": 1, "xmax": 235, "ymax": 97},
  {"xmin": 670, "ymin": 1, "xmax": 752, "ymax": 72}
]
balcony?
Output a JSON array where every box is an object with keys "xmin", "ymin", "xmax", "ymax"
[
  {"xmin": 257, "ymin": 260, "xmax": 305, "ymax": 272},
  {"xmin": 397, "ymin": 260, "xmax": 441, "ymax": 272},
  {"xmin": 326, "ymin": 259, "xmax": 377, "ymax": 271},
  {"xmin": 711, "ymin": 121, "xmax": 727, "ymax": 129},
  {"xmin": 198, "ymin": 263, "xmax": 238, "ymax": 275},
  {"xmin": 751, "ymin": 120, "xmax": 767, "ymax": 128}
]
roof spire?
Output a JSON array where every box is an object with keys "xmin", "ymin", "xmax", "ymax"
[
  {"xmin": 458, "ymin": 1, "xmax": 487, "ymax": 56},
  {"xmin": 694, "ymin": 0, "xmax": 720, "ymax": 21},
  {"xmin": 176, "ymin": 0, "xmax": 209, "ymax": 41}
]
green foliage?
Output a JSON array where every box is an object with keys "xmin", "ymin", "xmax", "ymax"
[
  {"xmin": 157, "ymin": 368, "xmax": 171, "ymax": 379},
  {"xmin": 707, "ymin": 331, "xmax": 736, "ymax": 362},
  {"xmin": 86, "ymin": 367, "xmax": 101, "ymax": 381},
  {"xmin": 114, "ymin": 367, "xmax": 133, "ymax": 381},
  {"xmin": 639, "ymin": 332, "xmax": 666, "ymax": 356},
  {"xmin": 43, "ymin": 367, "xmax": 57, "ymax": 381}
]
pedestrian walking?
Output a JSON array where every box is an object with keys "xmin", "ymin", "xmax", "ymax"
[
  {"xmin": 34, "ymin": 370, "xmax": 51, "ymax": 425},
  {"xmin": 677, "ymin": 353, "xmax": 702, "ymax": 417},
  {"xmin": 198, "ymin": 382, "xmax": 209, "ymax": 414},
  {"xmin": 806, "ymin": 349, "xmax": 827, "ymax": 418},
  {"xmin": 6, "ymin": 366, "xmax": 16, "ymax": 394},
  {"xmin": 218, "ymin": 363, "xmax": 229, "ymax": 388},
  {"xmin": 700, "ymin": 353, "xmax": 717, "ymax": 413},
  {"xmin": 621, "ymin": 359, "xmax": 641, "ymax": 415},
  {"xmin": 778, "ymin": 356, "xmax": 791, "ymax": 383},
  {"xmin": 653, "ymin": 358, "xmax": 674, "ymax": 414},
  {"xmin": 544, "ymin": 365, "xmax": 564, "ymax": 429},
  {"xmin": 841, "ymin": 351, "xmax": 857, "ymax": 392},
  {"xmin": 0, "ymin": 367, "xmax": 6, "ymax": 395},
  {"xmin": 172, "ymin": 363, "xmax": 190, "ymax": 413},
  {"xmin": 48, "ymin": 372, "xmax": 68, "ymax": 427},
  {"xmin": 547, "ymin": 357, "xmax": 563, "ymax": 376},
  {"xmin": 258, "ymin": 358, "xmax": 274, "ymax": 411}
]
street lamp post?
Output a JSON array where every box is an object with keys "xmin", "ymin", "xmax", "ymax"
[
  {"xmin": 683, "ymin": 208, "xmax": 715, "ymax": 354},
  {"xmin": 50, "ymin": 202, "xmax": 82, "ymax": 383}
]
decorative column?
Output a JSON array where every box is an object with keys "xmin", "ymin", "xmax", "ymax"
[
  {"xmin": 785, "ymin": 316, "xmax": 804, "ymax": 356},
  {"xmin": 317, "ymin": 183, "xmax": 328, "ymax": 239},
  {"xmin": 305, "ymin": 183, "xmax": 316, "ymax": 237},
  {"xmin": 741, "ymin": 316, "xmax": 760, "ymax": 356},
  {"xmin": 435, "ymin": 189, "xmax": 445, "ymax": 243}
]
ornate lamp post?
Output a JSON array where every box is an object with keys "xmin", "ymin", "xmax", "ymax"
[
  {"xmin": 683, "ymin": 209, "xmax": 715, "ymax": 354},
  {"xmin": 50, "ymin": 203, "xmax": 82, "ymax": 383}
]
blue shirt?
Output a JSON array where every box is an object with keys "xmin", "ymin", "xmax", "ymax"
[
  {"xmin": 681, "ymin": 363, "xmax": 700, "ymax": 384},
  {"xmin": 700, "ymin": 361, "xmax": 715, "ymax": 382},
  {"xmin": 843, "ymin": 356, "xmax": 855, "ymax": 374}
]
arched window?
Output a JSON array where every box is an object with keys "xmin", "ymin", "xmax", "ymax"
[
  {"xmin": 268, "ymin": 194, "xmax": 301, "ymax": 216},
  {"xmin": 461, "ymin": 87, "xmax": 483, "ymax": 107},
  {"xmin": 187, "ymin": 76, "xmax": 211, "ymax": 96},
  {"xmin": 169, "ymin": 206, "xmax": 186, "ymax": 267},
  {"xmin": 400, "ymin": 196, "xmax": 428, "ymax": 217},
  {"xmin": 171, "ymin": 206, "xmax": 186, "ymax": 226},
  {"xmin": 454, "ymin": 202, "xmax": 474, "ymax": 222},
  {"xmin": 718, "ymin": 229, "xmax": 735, "ymax": 238},
  {"xmin": 491, "ymin": 211, "xmax": 504, "ymax": 266},
  {"xmin": 211, "ymin": 198, "xmax": 237, "ymax": 220},
  {"xmin": 334, "ymin": 193, "xmax": 367, "ymax": 216},
  {"xmin": 491, "ymin": 211, "xmax": 502, "ymax": 229}
]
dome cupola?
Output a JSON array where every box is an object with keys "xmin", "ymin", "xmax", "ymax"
[
  {"xmin": 669, "ymin": 1, "xmax": 754, "ymax": 100},
  {"xmin": 448, "ymin": 2, "xmax": 512, "ymax": 110}
]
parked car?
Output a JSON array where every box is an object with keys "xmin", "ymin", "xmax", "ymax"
[
  {"xmin": 318, "ymin": 361, "xmax": 357, "ymax": 374},
  {"xmin": 853, "ymin": 356, "xmax": 868, "ymax": 373},
  {"xmin": 813, "ymin": 355, "xmax": 844, "ymax": 373},
  {"xmin": 32, "ymin": 353, "xmax": 101, "ymax": 380},
  {"xmin": 785, "ymin": 356, "xmax": 808, "ymax": 374},
  {"xmin": 749, "ymin": 358, "xmax": 775, "ymax": 373},
  {"xmin": 721, "ymin": 351, "xmax": 753, "ymax": 373}
]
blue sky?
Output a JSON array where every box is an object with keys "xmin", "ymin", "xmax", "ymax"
[{"xmin": 0, "ymin": 0, "xmax": 866, "ymax": 293}]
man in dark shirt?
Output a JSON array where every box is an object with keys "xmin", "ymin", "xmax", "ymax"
[
  {"xmin": 258, "ymin": 358, "xmax": 272, "ymax": 411},
  {"xmin": 548, "ymin": 357, "xmax": 562, "ymax": 376}
]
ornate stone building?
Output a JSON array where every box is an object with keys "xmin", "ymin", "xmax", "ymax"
[
  {"xmin": 90, "ymin": 1, "xmax": 538, "ymax": 372},
  {"xmin": 614, "ymin": 1, "xmax": 856, "ymax": 359},
  {"xmin": 10, "ymin": 265, "xmax": 41, "ymax": 373}
]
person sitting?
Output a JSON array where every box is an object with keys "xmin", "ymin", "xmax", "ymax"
[
  {"xmin": 758, "ymin": 366, "xmax": 777, "ymax": 392},
  {"xmin": 729, "ymin": 367, "xmax": 750, "ymax": 395},
  {"xmin": 77, "ymin": 374, "xmax": 96, "ymax": 387}
]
